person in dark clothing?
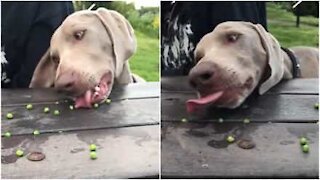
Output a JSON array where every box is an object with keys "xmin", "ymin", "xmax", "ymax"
[
  {"xmin": 161, "ymin": 1, "xmax": 267, "ymax": 76},
  {"xmin": 1, "ymin": 2, "xmax": 74, "ymax": 88}
]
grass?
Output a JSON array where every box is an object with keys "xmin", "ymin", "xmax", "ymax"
[
  {"xmin": 129, "ymin": 31, "xmax": 159, "ymax": 82},
  {"xmin": 267, "ymin": 2, "xmax": 319, "ymax": 47}
]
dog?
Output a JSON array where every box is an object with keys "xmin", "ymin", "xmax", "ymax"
[
  {"xmin": 29, "ymin": 8, "xmax": 136, "ymax": 108},
  {"xmin": 187, "ymin": 21, "xmax": 319, "ymax": 113}
]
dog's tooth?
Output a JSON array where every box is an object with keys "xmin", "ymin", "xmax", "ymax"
[{"xmin": 95, "ymin": 86, "xmax": 100, "ymax": 92}]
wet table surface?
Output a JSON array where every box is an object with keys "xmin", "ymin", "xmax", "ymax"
[
  {"xmin": 2, "ymin": 82, "xmax": 160, "ymax": 179},
  {"xmin": 161, "ymin": 78, "xmax": 319, "ymax": 178}
]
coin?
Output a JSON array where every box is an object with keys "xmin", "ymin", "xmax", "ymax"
[
  {"xmin": 27, "ymin": 152, "xmax": 46, "ymax": 161},
  {"xmin": 237, "ymin": 139, "xmax": 255, "ymax": 149}
]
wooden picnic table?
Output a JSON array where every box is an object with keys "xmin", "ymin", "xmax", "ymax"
[
  {"xmin": 1, "ymin": 82, "xmax": 160, "ymax": 179},
  {"xmin": 161, "ymin": 77, "xmax": 319, "ymax": 178}
]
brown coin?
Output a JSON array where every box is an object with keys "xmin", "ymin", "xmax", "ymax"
[
  {"xmin": 237, "ymin": 139, "xmax": 256, "ymax": 149},
  {"xmin": 27, "ymin": 152, "xmax": 46, "ymax": 161}
]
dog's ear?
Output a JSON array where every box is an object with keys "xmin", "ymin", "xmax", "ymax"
[
  {"xmin": 95, "ymin": 8, "xmax": 136, "ymax": 83},
  {"xmin": 251, "ymin": 23, "xmax": 284, "ymax": 95},
  {"xmin": 29, "ymin": 49, "xmax": 57, "ymax": 88}
]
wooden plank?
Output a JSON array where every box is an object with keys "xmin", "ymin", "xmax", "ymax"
[
  {"xmin": 161, "ymin": 76, "xmax": 193, "ymax": 92},
  {"xmin": 161, "ymin": 92, "xmax": 318, "ymax": 123},
  {"xmin": 267, "ymin": 79, "xmax": 318, "ymax": 95},
  {"xmin": 2, "ymin": 82, "xmax": 159, "ymax": 106},
  {"xmin": 2, "ymin": 98, "xmax": 159, "ymax": 136},
  {"xmin": 161, "ymin": 122, "xmax": 318, "ymax": 178},
  {"xmin": 161, "ymin": 77, "xmax": 318, "ymax": 95},
  {"xmin": 2, "ymin": 125, "xmax": 159, "ymax": 179}
]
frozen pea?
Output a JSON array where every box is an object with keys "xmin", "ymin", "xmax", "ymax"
[
  {"xmin": 33, "ymin": 130, "xmax": 40, "ymax": 136},
  {"xmin": 93, "ymin": 103, "xmax": 99, "ymax": 108},
  {"xmin": 43, "ymin": 107, "xmax": 50, "ymax": 113},
  {"xmin": 314, "ymin": 103, "xmax": 319, "ymax": 110},
  {"xmin": 243, "ymin": 118, "xmax": 250, "ymax": 124},
  {"xmin": 6, "ymin": 113, "xmax": 13, "ymax": 119},
  {"xmin": 4, "ymin": 132, "xmax": 11, "ymax": 137},
  {"xmin": 302, "ymin": 144, "xmax": 309, "ymax": 153},
  {"xmin": 181, "ymin": 118, "xmax": 188, "ymax": 123},
  {"xmin": 53, "ymin": 110, "xmax": 60, "ymax": 116},
  {"xmin": 26, "ymin": 104, "xmax": 33, "ymax": 110},
  {"xmin": 16, "ymin": 149, "xmax": 24, "ymax": 157},
  {"xmin": 105, "ymin": 99, "xmax": 111, "ymax": 104},
  {"xmin": 300, "ymin": 137, "xmax": 308, "ymax": 145},
  {"xmin": 90, "ymin": 151, "xmax": 97, "ymax": 160},
  {"xmin": 89, "ymin": 144, "xmax": 97, "ymax": 151},
  {"xmin": 227, "ymin": 135, "xmax": 235, "ymax": 143}
]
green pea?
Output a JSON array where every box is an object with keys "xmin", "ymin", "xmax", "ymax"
[
  {"xmin": 6, "ymin": 113, "xmax": 13, "ymax": 119},
  {"xmin": 33, "ymin": 130, "xmax": 40, "ymax": 136},
  {"xmin": 89, "ymin": 144, "xmax": 97, "ymax": 151},
  {"xmin": 105, "ymin": 99, "xmax": 111, "ymax": 104},
  {"xmin": 302, "ymin": 144, "xmax": 309, "ymax": 153},
  {"xmin": 53, "ymin": 110, "xmax": 60, "ymax": 116},
  {"xmin": 181, "ymin": 118, "xmax": 188, "ymax": 123},
  {"xmin": 93, "ymin": 103, "xmax": 99, "ymax": 108},
  {"xmin": 300, "ymin": 137, "xmax": 308, "ymax": 145},
  {"xmin": 26, "ymin": 104, "xmax": 33, "ymax": 110},
  {"xmin": 69, "ymin": 105, "xmax": 74, "ymax": 110},
  {"xmin": 227, "ymin": 135, "xmax": 235, "ymax": 143},
  {"xmin": 243, "ymin": 118, "xmax": 250, "ymax": 124},
  {"xmin": 16, "ymin": 149, "xmax": 24, "ymax": 157},
  {"xmin": 43, "ymin": 107, "xmax": 50, "ymax": 113},
  {"xmin": 314, "ymin": 103, "xmax": 319, "ymax": 110},
  {"xmin": 90, "ymin": 151, "xmax": 97, "ymax": 160},
  {"xmin": 4, "ymin": 132, "xmax": 11, "ymax": 137},
  {"xmin": 218, "ymin": 118, "xmax": 224, "ymax": 123}
]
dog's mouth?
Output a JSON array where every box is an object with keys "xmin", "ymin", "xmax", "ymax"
[
  {"xmin": 186, "ymin": 78, "xmax": 253, "ymax": 113},
  {"xmin": 74, "ymin": 73, "xmax": 112, "ymax": 108}
]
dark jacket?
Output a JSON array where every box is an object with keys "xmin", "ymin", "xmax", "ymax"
[{"xmin": 1, "ymin": 1, "xmax": 74, "ymax": 88}]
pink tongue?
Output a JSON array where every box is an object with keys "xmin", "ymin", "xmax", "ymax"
[
  {"xmin": 74, "ymin": 77, "xmax": 109, "ymax": 109},
  {"xmin": 186, "ymin": 91, "xmax": 224, "ymax": 113},
  {"xmin": 75, "ymin": 90, "xmax": 93, "ymax": 108}
]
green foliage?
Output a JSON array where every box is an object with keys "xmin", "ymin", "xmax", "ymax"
[
  {"xmin": 274, "ymin": 1, "xmax": 318, "ymax": 17},
  {"xmin": 292, "ymin": 2, "xmax": 319, "ymax": 17},
  {"xmin": 267, "ymin": 2, "xmax": 319, "ymax": 47}
]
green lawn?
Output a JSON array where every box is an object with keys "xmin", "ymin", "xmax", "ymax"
[
  {"xmin": 267, "ymin": 2, "xmax": 319, "ymax": 47},
  {"xmin": 129, "ymin": 31, "xmax": 159, "ymax": 82}
]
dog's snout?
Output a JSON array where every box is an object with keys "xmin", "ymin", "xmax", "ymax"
[
  {"xmin": 55, "ymin": 71, "xmax": 76, "ymax": 92},
  {"xmin": 189, "ymin": 61, "xmax": 215, "ymax": 89}
]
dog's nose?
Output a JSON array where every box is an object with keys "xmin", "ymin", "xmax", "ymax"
[
  {"xmin": 189, "ymin": 61, "xmax": 216, "ymax": 89},
  {"xmin": 55, "ymin": 71, "xmax": 76, "ymax": 92}
]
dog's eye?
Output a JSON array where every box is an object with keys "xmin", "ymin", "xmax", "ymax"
[
  {"xmin": 51, "ymin": 55, "xmax": 60, "ymax": 64},
  {"xmin": 226, "ymin": 33, "xmax": 240, "ymax": 43},
  {"xmin": 73, "ymin": 30, "xmax": 86, "ymax": 40}
]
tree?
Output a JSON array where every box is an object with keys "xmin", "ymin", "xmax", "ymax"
[{"xmin": 292, "ymin": 2, "xmax": 319, "ymax": 27}]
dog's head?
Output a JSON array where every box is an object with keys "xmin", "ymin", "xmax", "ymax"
[
  {"xmin": 187, "ymin": 21, "xmax": 284, "ymax": 113},
  {"xmin": 29, "ymin": 8, "xmax": 136, "ymax": 108}
]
